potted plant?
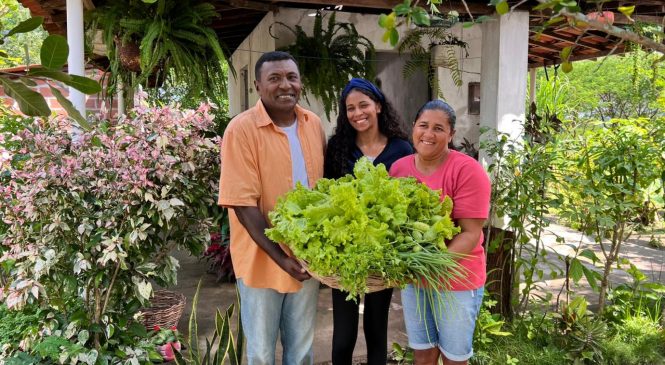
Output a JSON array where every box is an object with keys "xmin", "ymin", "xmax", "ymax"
[
  {"xmin": 203, "ymin": 210, "xmax": 235, "ymax": 283},
  {"xmin": 87, "ymin": 0, "xmax": 229, "ymax": 103},
  {"xmin": 150, "ymin": 325, "xmax": 182, "ymax": 362}
]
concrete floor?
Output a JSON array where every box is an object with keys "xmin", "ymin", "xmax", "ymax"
[{"xmin": 169, "ymin": 250, "xmax": 408, "ymax": 364}]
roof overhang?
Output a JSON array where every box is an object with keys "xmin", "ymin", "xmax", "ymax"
[{"xmin": 18, "ymin": 0, "xmax": 665, "ymax": 69}]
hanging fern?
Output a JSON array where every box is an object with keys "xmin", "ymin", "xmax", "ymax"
[
  {"xmin": 398, "ymin": 27, "xmax": 468, "ymax": 99},
  {"xmin": 87, "ymin": 0, "xmax": 230, "ymax": 105},
  {"xmin": 271, "ymin": 12, "xmax": 375, "ymax": 120}
]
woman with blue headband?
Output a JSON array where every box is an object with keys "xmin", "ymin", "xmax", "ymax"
[{"xmin": 324, "ymin": 78, "xmax": 412, "ymax": 365}]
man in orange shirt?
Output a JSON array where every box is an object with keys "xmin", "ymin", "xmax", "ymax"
[{"xmin": 218, "ymin": 51, "xmax": 325, "ymax": 364}]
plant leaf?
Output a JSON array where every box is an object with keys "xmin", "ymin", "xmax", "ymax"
[
  {"xmin": 411, "ymin": 7, "xmax": 431, "ymax": 26},
  {"xmin": 582, "ymin": 266, "xmax": 599, "ymax": 290},
  {"xmin": 618, "ymin": 6, "xmax": 634, "ymax": 17},
  {"xmin": 188, "ymin": 280, "xmax": 202, "ymax": 361},
  {"xmin": 569, "ymin": 258, "xmax": 584, "ymax": 283},
  {"xmin": 0, "ymin": 76, "xmax": 50, "ymax": 116},
  {"xmin": 561, "ymin": 61, "xmax": 573, "ymax": 73},
  {"xmin": 560, "ymin": 46, "xmax": 573, "ymax": 61},
  {"xmin": 28, "ymin": 68, "xmax": 101, "ymax": 94},
  {"xmin": 578, "ymin": 249, "xmax": 599, "ymax": 264},
  {"xmin": 6, "ymin": 16, "xmax": 44, "ymax": 38},
  {"xmin": 40, "ymin": 35, "xmax": 69, "ymax": 70},
  {"xmin": 389, "ymin": 28, "xmax": 399, "ymax": 47},
  {"xmin": 67, "ymin": 75, "xmax": 102, "ymax": 94},
  {"xmin": 496, "ymin": 1, "xmax": 510, "ymax": 15},
  {"xmin": 49, "ymin": 85, "xmax": 91, "ymax": 131}
]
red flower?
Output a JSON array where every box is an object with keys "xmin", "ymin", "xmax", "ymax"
[
  {"xmin": 170, "ymin": 326, "xmax": 177, "ymax": 331},
  {"xmin": 153, "ymin": 325, "xmax": 160, "ymax": 331}
]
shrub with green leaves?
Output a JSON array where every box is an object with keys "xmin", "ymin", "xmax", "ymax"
[
  {"xmin": 0, "ymin": 304, "xmax": 45, "ymax": 355},
  {"xmin": 554, "ymin": 118, "xmax": 665, "ymax": 312},
  {"xmin": 603, "ymin": 314, "xmax": 665, "ymax": 365},
  {"xmin": 0, "ymin": 101, "xmax": 220, "ymax": 360}
]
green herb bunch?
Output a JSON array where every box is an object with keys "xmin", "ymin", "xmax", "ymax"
[{"xmin": 266, "ymin": 158, "xmax": 465, "ymax": 299}]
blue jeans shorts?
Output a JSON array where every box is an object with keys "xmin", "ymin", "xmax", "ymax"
[{"xmin": 401, "ymin": 285, "xmax": 484, "ymax": 362}]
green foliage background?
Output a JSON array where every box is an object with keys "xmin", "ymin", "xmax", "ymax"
[
  {"xmin": 536, "ymin": 49, "xmax": 664, "ymax": 121},
  {"xmin": 0, "ymin": 0, "xmax": 47, "ymax": 68}
]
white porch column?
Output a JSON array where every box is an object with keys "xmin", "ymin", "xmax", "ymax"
[
  {"xmin": 66, "ymin": 0, "xmax": 86, "ymax": 116},
  {"xmin": 479, "ymin": 11, "xmax": 529, "ymax": 163}
]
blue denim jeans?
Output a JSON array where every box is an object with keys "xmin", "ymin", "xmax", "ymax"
[
  {"xmin": 237, "ymin": 278, "xmax": 320, "ymax": 365},
  {"xmin": 401, "ymin": 285, "xmax": 484, "ymax": 362}
]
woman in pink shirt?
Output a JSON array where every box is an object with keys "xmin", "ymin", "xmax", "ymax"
[{"xmin": 389, "ymin": 100, "xmax": 491, "ymax": 365}]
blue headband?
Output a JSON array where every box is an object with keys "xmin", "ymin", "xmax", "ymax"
[{"xmin": 341, "ymin": 78, "xmax": 385, "ymax": 104}]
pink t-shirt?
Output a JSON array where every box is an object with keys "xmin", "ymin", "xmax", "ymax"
[{"xmin": 389, "ymin": 150, "xmax": 491, "ymax": 290}]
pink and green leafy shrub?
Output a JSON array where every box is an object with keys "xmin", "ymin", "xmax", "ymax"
[{"xmin": 0, "ymin": 102, "xmax": 220, "ymax": 357}]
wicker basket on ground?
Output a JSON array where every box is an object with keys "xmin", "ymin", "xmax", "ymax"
[
  {"xmin": 298, "ymin": 259, "xmax": 390, "ymax": 294},
  {"xmin": 141, "ymin": 290, "xmax": 186, "ymax": 329}
]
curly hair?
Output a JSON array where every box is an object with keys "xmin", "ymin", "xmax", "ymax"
[{"xmin": 324, "ymin": 87, "xmax": 408, "ymax": 178}]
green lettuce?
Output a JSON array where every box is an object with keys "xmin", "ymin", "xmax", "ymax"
[{"xmin": 266, "ymin": 157, "xmax": 464, "ymax": 298}]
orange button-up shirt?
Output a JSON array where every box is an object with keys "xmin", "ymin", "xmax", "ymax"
[{"xmin": 218, "ymin": 99, "xmax": 325, "ymax": 293}]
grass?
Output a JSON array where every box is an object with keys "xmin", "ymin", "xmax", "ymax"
[{"xmin": 471, "ymin": 333, "xmax": 566, "ymax": 365}]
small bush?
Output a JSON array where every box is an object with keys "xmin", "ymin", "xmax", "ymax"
[
  {"xmin": 0, "ymin": 304, "xmax": 45, "ymax": 354},
  {"xmin": 603, "ymin": 315, "xmax": 665, "ymax": 365}
]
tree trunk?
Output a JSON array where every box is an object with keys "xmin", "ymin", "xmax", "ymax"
[{"xmin": 598, "ymin": 254, "xmax": 613, "ymax": 313}]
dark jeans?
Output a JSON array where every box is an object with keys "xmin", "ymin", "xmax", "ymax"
[{"xmin": 331, "ymin": 287, "xmax": 394, "ymax": 365}]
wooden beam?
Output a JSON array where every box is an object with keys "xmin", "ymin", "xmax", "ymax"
[
  {"xmin": 229, "ymin": 0, "xmax": 276, "ymax": 12},
  {"xmin": 613, "ymin": 13, "xmax": 664, "ymax": 25},
  {"xmin": 539, "ymin": 0, "xmax": 665, "ymax": 54},
  {"xmin": 536, "ymin": 30, "xmax": 607, "ymax": 51},
  {"xmin": 274, "ymin": 0, "xmax": 492, "ymax": 14},
  {"xmin": 529, "ymin": 39, "xmax": 562, "ymax": 53},
  {"xmin": 528, "ymin": 53, "xmax": 550, "ymax": 63},
  {"xmin": 529, "ymin": 43, "xmax": 626, "ymax": 68},
  {"xmin": 275, "ymin": 0, "xmax": 400, "ymax": 10}
]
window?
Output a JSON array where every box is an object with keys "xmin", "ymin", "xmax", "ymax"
[{"xmin": 468, "ymin": 82, "xmax": 480, "ymax": 115}]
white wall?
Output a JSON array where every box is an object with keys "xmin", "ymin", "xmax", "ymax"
[
  {"xmin": 434, "ymin": 23, "xmax": 482, "ymax": 151},
  {"xmin": 375, "ymin": 51, "xmax": 428, "ymax": 132},
  {"xmin": 228, "ymin": 12, "xmax": 276, "ymax": 117}
]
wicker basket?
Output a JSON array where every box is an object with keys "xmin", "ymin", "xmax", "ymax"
[
  {"xmin": 141, "ymin": 290, "xmax": 186, "ymax": 330},
  {"xmin": 298, "ymin": 259, "xmax": 390, "ymax": 293}
]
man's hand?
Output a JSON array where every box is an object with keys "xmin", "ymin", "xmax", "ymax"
[
  {"xmin": 277, "ymin": 256, "xmax": 311, "ymax": 281},
  {"xmin": 234, "ymin": 206, "xmax": 311, "ymax": 281}
]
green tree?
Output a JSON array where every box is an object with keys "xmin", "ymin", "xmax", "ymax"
[
  {"xmin": 0, "ymin": 0, "xmax": 47, "ymax": 68},
  {"xmin": 538, "ymin": 50, "xmax": 665, "ymax": 121},
  {"xmin": 554, "ymin": 118, "xmax": 665, "ymax": 313}
]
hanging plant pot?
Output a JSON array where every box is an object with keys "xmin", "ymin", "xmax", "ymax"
[
  {"xmin": 586, "ymin": 11, "xmax": 615, "ymax": 25},
  {"xmin": 114, "ymin": 36, "xmax": 141, "ymax": 73}
]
